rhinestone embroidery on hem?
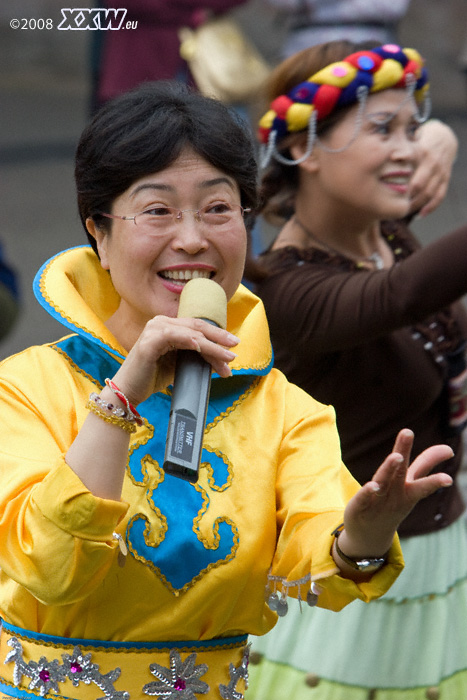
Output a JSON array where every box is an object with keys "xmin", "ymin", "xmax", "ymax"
[
  {"xmin": 5, "ymin": 637, "xmax": 128, "ymax": 699},
  {"xmin": 143, "ymin": 648, "xmax": 208, "ymax": 698},
  {"xmin": 4, "ymin": 637, "xmax": 251, "ymax": 700},
  {"xmin": 219, "ymin": 644, "xmax": 250, "ymax": 700}
]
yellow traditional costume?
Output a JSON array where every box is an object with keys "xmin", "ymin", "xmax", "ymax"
[{"xmin": 0, "ymin": 246, "xmax": 403, "ymax": 699}]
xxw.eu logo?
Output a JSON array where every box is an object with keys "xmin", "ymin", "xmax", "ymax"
[{"xmin": 57, "ymin": 8, "xmax": 137, "ymax": 30}]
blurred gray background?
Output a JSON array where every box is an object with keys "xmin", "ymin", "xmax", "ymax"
[{"xmin": 1, "ymin": 0, "xmax": 467, "ymax": 361}]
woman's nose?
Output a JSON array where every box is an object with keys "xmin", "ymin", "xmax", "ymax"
[
  {"xmin": 391, "ymin": 131, "xmax": 417, "ymax": 162},
  {"xmin": 170, "ymin": 214, "xmax": 209, "ymax": 253}
]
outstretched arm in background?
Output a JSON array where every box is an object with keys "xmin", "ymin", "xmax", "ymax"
[{"xmin": 333, "ymin": 428, "xmax": 453, "ymax": 579}]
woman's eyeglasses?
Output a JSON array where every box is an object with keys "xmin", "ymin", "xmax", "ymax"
[{"xmin": 96, "ymin": 203, "xmax": 251, "ymax": 234}]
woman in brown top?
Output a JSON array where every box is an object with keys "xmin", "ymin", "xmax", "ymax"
[{"xmin": 245, "ymin": 41, "xmax": 467, "ymax": 700}]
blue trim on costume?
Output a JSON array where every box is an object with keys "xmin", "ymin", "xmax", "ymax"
[
  {"xmin": 1, "ymin": 620, "xmax": 247, "ymax": 651},
  {"xmin": 54, "ymin": 335, "xmax": 121, "ymax": 384},
  {"xmin": 33, "ymin": 245, "xmax": 125, "ymax": 361},
  {"xmin": 52, "ymin": 334, "xmax": 258, "ymax": 591},
  {"xmin": 0, "ymin": 681, "xmax": 40, "ymax": 700}
]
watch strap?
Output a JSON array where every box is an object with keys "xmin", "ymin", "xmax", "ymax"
[{"xmin": 332, "ymin": 523, "xmax": 388, "ymax": 573}]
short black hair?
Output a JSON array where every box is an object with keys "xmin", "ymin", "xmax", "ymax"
[{"xmin": 75, "ymin": 81, "xmax": 259, "ymax": 255}]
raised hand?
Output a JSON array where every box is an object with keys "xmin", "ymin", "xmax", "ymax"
[{"xmin": 336, "ymin": 429, "xmax": 453, "ymax": 563}]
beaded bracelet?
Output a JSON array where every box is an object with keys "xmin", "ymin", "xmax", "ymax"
[
  {"xmin": 105, "ymin": 378, "xmax": 143, "ymax": 426},
  {"xmin": 89, "ymin": 392, "xmax": 135, "ymax": 420},
  {"xmin": 86, "ymin": 398, "xmax": 137, "ymax": 434}
]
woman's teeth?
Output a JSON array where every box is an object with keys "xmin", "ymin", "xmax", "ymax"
[{"xmin": 161, "ymin": 269, "xmax": 212, "ymax": 281}]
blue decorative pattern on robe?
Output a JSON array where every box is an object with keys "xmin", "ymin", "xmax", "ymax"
[{"xmin": 54, "ymin": 335, "xmax": 256, "ymax": 594}]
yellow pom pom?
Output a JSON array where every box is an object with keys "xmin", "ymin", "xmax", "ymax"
[
  {"xmin": 258, "ymin": 109, "xmax": 276, "ymax": 130},
  {"xmin": 404, "ymin": 47, "xmax": 424, "ymax": 70},
  {"xmin": 415, "ymin": 82, "xmax": 430, "ymax": 103},
  {"xmin": 286, "ymin": 103, "xmax": 314, "ymax": 132},
  {"xmin": 371, "ymin": 59, "xmax": 404, "ymax": 92},
  {"xmin": 312, "ymin": 61, "xmax": 357, "ymax": 87}
]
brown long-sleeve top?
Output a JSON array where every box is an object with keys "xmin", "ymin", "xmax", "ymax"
[{"xmin": 256, "ymin": 220, "xmax": 467, "ymax": 537}]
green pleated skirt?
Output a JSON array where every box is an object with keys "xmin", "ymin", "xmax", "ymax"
[{"xmin": 247, "ymin": 517, "xmax": 467, "ymax": 700}]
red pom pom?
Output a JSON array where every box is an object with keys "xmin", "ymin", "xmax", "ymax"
[
  {"xmin": 401, "ymin": 59, "xmax": 421, "ymax": 84},
  {"xmin": 258, "ymin": 125, "xmax": 270, "ymax": 144},
  {"xmin": 313, "ymin": 84, "xmax": 341, "ymax": 119},
  {"xmin": 270, "ymin": 95, "xmax": 294, "ymax": 119}
]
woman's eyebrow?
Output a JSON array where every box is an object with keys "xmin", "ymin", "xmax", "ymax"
[
  {"xmin": 129, "ymin": 183, "xmax": 173, "ymax": 199},
  {"xmin": 129, "ymin": 177, "xmax": 236, "ymax": 200},
  {"xmin": 366, "ymin": 110, "xmax": 395, "ymax": 122},
  {"xmin": 197, "ymin": 177, "xmax": 237, "ymax": 191}
]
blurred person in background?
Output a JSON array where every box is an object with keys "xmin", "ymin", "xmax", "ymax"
[
  {"xmin": 265, "ymin": 0, "xmax": 411, "ymax": 59},
  {"xmin": 90, "ymin": 0, "xmax": 249, "ymax": 112},
  {"xmin": 245, "ymin": 40, "xmax": 467, "ymax": 699},
  {"xmin": 0, "ymin": 241, "xmax": 20, "ymax": 343}
]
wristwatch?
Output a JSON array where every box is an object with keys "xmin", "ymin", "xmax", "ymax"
[{"xmin": 332, "ymin": 524, "xmax": 388, "ymax": 574}]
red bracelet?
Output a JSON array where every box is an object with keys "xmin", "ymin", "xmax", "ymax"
[{"xmin": 105, "ymin": 378, "xmax": 143, "ymax": 426}]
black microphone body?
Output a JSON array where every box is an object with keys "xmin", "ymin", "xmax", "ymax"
[
  {"xmin": 163, "ymin": 318, "xmax": 218, "ymax": 483},
  {"xmin": 163, "ymin": 278, "xmax": 227, "ymax": 483}
]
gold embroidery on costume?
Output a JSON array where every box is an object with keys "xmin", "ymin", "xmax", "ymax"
[
  {"xmin": 52, "ymin": 345, "xmax": 100, "ymax": 387},
  {"xmin": 202, "ymin": 448, "xmax": 233, "ymax": 492},
  {"xmin": 39, "ymin": 253, "xmax": 121, "ymax": 353},
  {"xmin": 205, "ymin": 378, "xmax": 261, "ymax": 433}
]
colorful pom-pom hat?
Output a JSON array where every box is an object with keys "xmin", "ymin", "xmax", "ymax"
[{"xmin": 258, "ymin": 44, "xmax": 430, "ymax": 167}]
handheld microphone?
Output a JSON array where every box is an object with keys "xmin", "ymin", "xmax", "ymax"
[{"xmin": 163, "ymin": 278, "xmax": 227, "ymax": 483}]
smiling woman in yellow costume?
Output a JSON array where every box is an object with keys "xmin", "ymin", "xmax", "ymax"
[{"xmin": 0, "ymin": 81, "xmax": 454, "ymax": 700}]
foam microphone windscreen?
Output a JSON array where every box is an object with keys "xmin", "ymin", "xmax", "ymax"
[{"xmin": 177, "ymin": 278, "xmax": 227, "ymax": 328}]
